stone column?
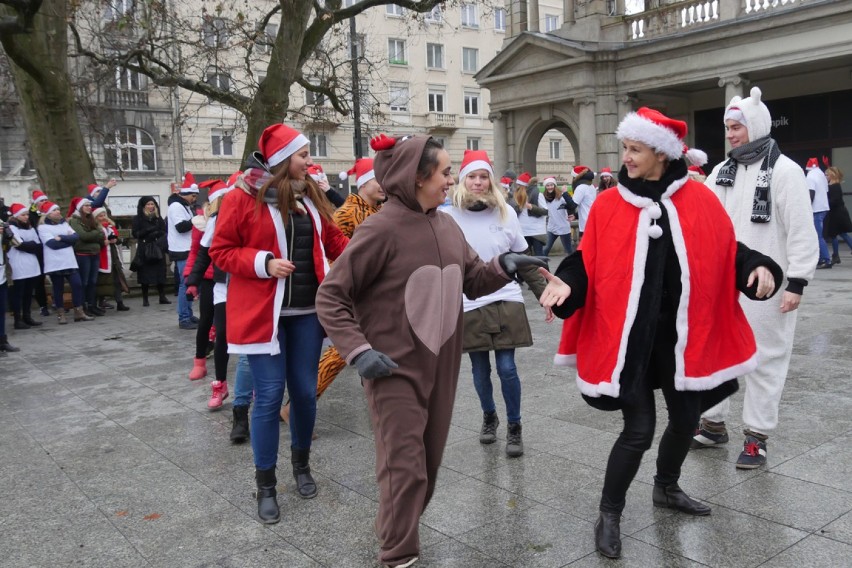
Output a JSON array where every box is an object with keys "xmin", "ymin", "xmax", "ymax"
[
  {"xmin": 564, "ymin": 0, "xmax": 576, "ymax": 23},
  {"xmin": 529, "ymin": 0, "xmax": 540, "ymax": 32},
  {"xmin": 719, "ymin": 75, "xmax": 749, "ymax": 152},
  {"xmin": 510, "ymin": 0, "xmax": 529, "ymax": 36},
  {"xmin": 616, "ymin": 94, "xmax": 637, "ymax": 122},
  {"xmin": 615, "ymin": 0, "xmax": 626, "ymax": 15},
  {"xmin": 596, "ymin": 95, "xmax": 620, "ymax": 170},
  {"xmin": 489, "ymin": 111, "xmax": 508, "ymax": 177},
  {"xmin": 574, "ymin": 97, "xmax": 597, "ymax": 170}
]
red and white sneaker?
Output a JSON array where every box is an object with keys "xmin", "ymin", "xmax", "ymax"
[{"xmin": 207, "ymin": 381, "xmax": 229, "ymax": 410}]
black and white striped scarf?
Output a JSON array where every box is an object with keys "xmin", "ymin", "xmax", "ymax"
[{"xmin": 715, "ymin": 136, "xmax": 780, "ymax": 223}]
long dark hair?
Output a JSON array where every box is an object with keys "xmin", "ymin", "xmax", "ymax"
[
  {"xmin": 415, "ymin": 138, "xmax": 445, "ymax": 183},
  {"xmin": 255, "ymin": 157, "xmax": 335, "ymax": 223}
]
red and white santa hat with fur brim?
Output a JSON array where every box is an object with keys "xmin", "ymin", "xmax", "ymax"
[{"xmin": 616, "ymin": 107, "xmax": 706, "ymax": 166}]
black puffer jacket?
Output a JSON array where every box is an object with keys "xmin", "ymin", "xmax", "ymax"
[{"xmin": 282, "ymin": 204, "xmax": 319, "ymax": 309}]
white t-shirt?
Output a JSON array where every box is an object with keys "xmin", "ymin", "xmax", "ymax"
[
  {"xmin": 445, "ymin": 206, "xmax": 528, "ymax": 312},
  {"xmin": 8, "ymin": 225, "xmax": 42, "ymax": 279},
  {"xmin": 806, "ymin": 168, "xmax": 829, "ymax": 213},
  {"xmin": 167, "ymin": 199, "xmax": 194, "ymax": 253},
  {"xmin": 544, "ymin": 195, "xmax": 573, "ymax": 235},
  {"xmin": 572, "ymin": 183, "xmax": 597, "ymax": 232}
]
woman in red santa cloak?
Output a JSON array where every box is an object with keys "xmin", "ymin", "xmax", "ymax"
[{"xmin": 538, "ymin": 108, "xmax": 782, "ymax": 559}]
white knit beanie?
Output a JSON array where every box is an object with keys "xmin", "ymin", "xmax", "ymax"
[{"xmin": 724, "ymin": 86, "xmax": 772, "ymax": 141}]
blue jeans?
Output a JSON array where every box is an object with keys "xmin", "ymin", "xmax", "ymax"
[
  {"xmin": 49, "ymin": 270, "xmax": 83, "ymax": 308},
  {"xmin": 814, "ymin": 211, "xmax": 831, "ymax": 263},
  {"xmin": 524, "ymin": 236, "xmax": 544, "ymax": 256},
  {"xmin": 832, "ymin": 233, "xmax": 852, "ymax": 256},
  {"xmin": 75, "ymin": 254, "xmax": 100, "ymax": 308},
  {"xmin": 543, "ymin": 232, "xmax": 573, "ymax": 257},
  {"xmin": 233, "ymin": 355, "xmax": 254, "ymax": 408},
  {"xmin": 469, "ymin": 349, "xmax": 522, "ymax": 423},
  {"xmin": 174, "ymin": 259, "xmax": 193, "ymax": 323},
  {"xmin": 247, "ymin": 313, "xmax": 325, "ymax": 470}
]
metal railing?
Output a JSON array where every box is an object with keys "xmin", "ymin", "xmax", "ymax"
[{"xmin": 105, "ymin": 89, "xmax": 149, "ymax": 107}]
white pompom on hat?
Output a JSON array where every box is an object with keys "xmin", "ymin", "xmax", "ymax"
[
  {"xmin": 724, "ymin": 86, "xmax": 772, "ymax": 140},
  {"xmin": 180, "ymin": 172, "xmax": 200, "ymax": 194},
  {"xmin": 339, "ymin": 158, "xmax": 375, "ymax": 188}
]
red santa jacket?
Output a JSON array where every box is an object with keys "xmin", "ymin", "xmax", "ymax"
[
  {"xmin": 210, "ymin": 188, "xmax": 348, "ymax": 354},
  {"xmin": 183, "ymin": 221, "xmax": 214, "ymax": 282},
  {"xmin": 99, "ymin": 224, "xmax": 118, "ymax": 273},
  {"xmin": 555, "ymin": 176, "xmax": 758, "ymax": 398}
]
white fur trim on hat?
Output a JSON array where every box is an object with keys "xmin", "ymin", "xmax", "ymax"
[
  {"xmin": 725, "ymin": 86, "xmax": 772, "ymax": 141},
  {"xmin": 92, "ymin": 207, "xmax": 107, "ymax": 218},
  {"xmin": 356, "ymin": 170, "xmax": 375, "ymax": 189},
  {"xmin": 76, "ymin": 198, "xmax": 92, "ymax": 212},
  {"xmin": 616, "ymin": 112, "xmax": 683, "ymax": 161},
  {"xmin": 208, "ymin": 187, "xmax": 231, "ymax": 202},
  {"xmin": 459, "ymin": 160, "xmax": 493, "ymax": 181},
  {"xmin": 542, "ymin": 177, "xmax": 557, "ymax": 186},
  {"xmin": 180, "ymin": 185, "xmax": 199, "ymax": 195},
  {"xmin": 267, "ymin": 133, "xmax": 309, "ymax": 168}
]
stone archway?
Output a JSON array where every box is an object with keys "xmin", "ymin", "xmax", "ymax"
[{"xmin": 517, "ymin": 115, "xmax": 579, "ymax": 181}]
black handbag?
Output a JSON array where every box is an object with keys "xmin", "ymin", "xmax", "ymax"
[{"xmin": 143, "ymin": 240, "xmax": 163, "ymax": 264}]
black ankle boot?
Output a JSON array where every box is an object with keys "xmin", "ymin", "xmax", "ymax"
[
  {"xmin": 13, "ymin": 314, "xmax": 31, "ymax": 330},
  {"xmin": 291, "ymin": 446, "xmax": 318, "ymax": 499},
  {"xmin": 254, "ymin": 467, "xmax": 279, "ymax": 524},
  {"xmin": 594, "ymin": 511, "xmax": 622, "ymax": 558},
  {"xmin": 652, "ymin": 483, "xmax": 711, "ymax": 516},
  {"xmin": 116, "ymin": 302, "xmax": 130, "ymax": 311},
  {"xmin": 22, "ymin": 313, "xmax": 42, "ymax": 327},
  {"xmin": 0, "ymin": 335, "xmax": 20, "ymax": 353},
  {"xmin": 159, "ymin": 295, "xmax": 172, "ymax": 305},
  {"xmin": 230, "ymin": 406, "xmax": 249, "ymax": 443}
]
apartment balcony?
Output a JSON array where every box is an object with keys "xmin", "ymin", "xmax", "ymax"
[
  {"xmin": 105, "ymin": 89, "xmax": 149, "ymax": 108},
  {"xmin": 425, "ymin": 112, "xmax": 458, "ymax": 133},
  {"xmin": 302, "ymin": 106, "xmax": 341, "ymax": 129}
]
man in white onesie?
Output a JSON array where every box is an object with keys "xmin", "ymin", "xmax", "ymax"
[{"xmin": 692, "ymin": 86, "xmax": 818, "ymax": 469}]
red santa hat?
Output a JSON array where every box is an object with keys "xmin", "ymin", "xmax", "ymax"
[
  {"xmin": 616, "ymin": 107, "xmax": 689, "ymax": 161},
  {"xmin": 87, "ymin": 183, "xmax": 102, "ymax": 197},
  {"xmin": 542, "ymin": 177, "xmax": 557, "ymax": 186},
  {"xmin": 10, "ymin": 203, "xmax": 28, "ymax": 218},
  {"xmin": 67, "ymin": 197, "xmax": 92, "ymax": 217},
  {"xmin": 31, "ymin": 189, "xmax": 48, "ymax": 204},
  {"xmin": 338, "ymin": 158, "xmax": 375, "ymax": 189},
  {"xmin": 688, "ymin": 165, "xmax": 706, "ymax": 177},
  {"xmin": 308, "ymin": 164, "xmax": 326, "ymax": 182},
  {"xmin": 92, "ymin": 207, "xmax": 108, "ymax": 218},
  {"xmin": 599, "ymin": 167, "xmax": 613, "ymax": 178},
  {"xmin": 225, "ymin": 170, "xmax": 243, "ymax": 189},
  {"xmin": 806, "ymin": 157, "xmax": 820, "ymax": 170},
  {"xmin": 39, "ymin": 200, "xmax": 59, "ymax": 215},
  {"xmin": 573, "ymin": 165, "xmax": 594, "ymax": 178},
  {"xmin": 198, "ymin": 179, "xmax": 229, "ymax": 203},
  {"xmin": 499, "ymin": 176, "xmax": 512, "ymax": 189},
  {"xmin": 259, "ymin": 123, "xmax": 309, "ymax": 169},
  {"xmin": 180, "ymin": 172, "xmax": 199, "ymax": 194},
  {"xmin": 458, "ymin": 150, "xmax": 493, "ymax": 180},
  {"xmin": 516, "ymin": 172, "xmax": 532, "ymax": 187}
]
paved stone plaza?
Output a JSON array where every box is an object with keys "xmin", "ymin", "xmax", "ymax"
[{"xmin": 2, "ymin": 257, "xmax": 851, "ymax": 567}]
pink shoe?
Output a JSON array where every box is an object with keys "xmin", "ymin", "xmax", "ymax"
[
  {"xmin": 208, "ymin": 380, "xmax": 229, "ymax": 410},
  {"xmin": 189, "ymin": 358, "xmax": 207, "ymax": 381}
]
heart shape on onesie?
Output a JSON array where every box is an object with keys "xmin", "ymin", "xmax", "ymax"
[{"xmin": 404, "ymin": 264, "xmax": 463, "ymax": 356}]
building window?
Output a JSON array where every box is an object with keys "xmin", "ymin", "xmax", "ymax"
[
  {"xmin": 549, "ymin": 139, "xmax": 561, "ymax": 160},
  {"xmin": 104, "ymin": 0, "xmax": 135, "ymax": 22},
  {"xmin": 428, "ymin": 89, "xmax": 446, "ymax": 113},
  {"xmin": 305, "ymin": 87, "xmax": 326, "ymax": 106},
  {"xmin": 426, "ymin": 43, "xmax": 444, "ymax": 69},
  {"xmin": 461, "ymin": 3, "xmax": 478, "ymax": 28},
  {"xmin": 256, "ymin": 23, "xmax": 277, "ymax": 54},
  {"xmin": 386, "ymin": 4, "xmax": 405, "ymax": 17},
  {"xmin": 494, "ymin": 8, "xmax": 506, "ymax": 32},
  {"xmin": 425, "ymin": 6, "xmax": 442, "ymax": 22},
  {"xmin": 104, "ymin": 126, "xmax": 157, "ymax": 172},
  {"xmin": 545, "ymin": 14, "xmax": 560, "ymax": 32},
  {"xmin": 388, "ymin": 38, "xmax": 407, "ymax": 65},
  {"xmin": 463, "ymin": 92, "xmax": 479, "ymax": 116},
  {"xmin": 466, "ymin": 137, "xmax": 480, "ymax": 151},
  {"xmin": 432, "ymin": 136, "xmax": 446, "ymax": 147},
  {"xmin": 389, "ymin": 82, "xmax": 409, "ymax": 112},
  {"xmin": 211, "ymin": 129, "xmax": 233, "ymax": 156},
  {"xmin": 462, "ymin": 48, "xmax": 479, "ymax": 73},
  {"xmin": 114, "ymin": 67, "xmax": 145, "ymax": 90},
  {"xmin": 353, "ymin": 136, "xmax": 370, "ymax": 157},
  {"xmin": 343, "ymin": 0, "xmax": 356, "ymax": 6},
  {"xmin": 205, "ymin": 69, "xmax": 230, "ymax": 100},
  {"xmin": 309, "ymin": 133, "xmax": 328, "ymax": 157},
  {"xmin": 202, "ymin": 17, "xmax": 229, "ymax": 48}
]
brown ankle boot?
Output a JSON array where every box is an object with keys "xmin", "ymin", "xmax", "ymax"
[
  {"xmin": 57, "ymin": 308, "xmax": 68, "ymax": 325},
  {"xmin": 73, "ymin": 307, "xmax": 93, "ymax": 322}
]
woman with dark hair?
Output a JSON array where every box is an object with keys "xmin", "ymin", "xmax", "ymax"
[
  {"xmin": 68, "ymin": 197, "xmax": 107, "ymax": 316},
  {"xmin": 316, "ymin": 134, "xmax": 544, "ymax": 568},
  {"xmin": 131, "ymin": 197, "xmax": 168, "ymax": 306},
  {"xmin": 539, "ymin": 107, "xmax": 782, "ymax": 559},
  {"xmin": 210, "ymin": 124, "xmax": 348, "ymax": 524},
  {"xmin": 824, "ymin": 166, "xmax": 852, "ymax": 264}
]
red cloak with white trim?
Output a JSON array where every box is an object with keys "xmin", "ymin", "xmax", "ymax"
[{"xmin": 555, "ymin": 176, "xmax": 758, "ymax": 398}]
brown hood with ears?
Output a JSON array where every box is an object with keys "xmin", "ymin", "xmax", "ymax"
[{"xmin": 373, "ymin": 134, "xmax": 431, "ymax": 213}]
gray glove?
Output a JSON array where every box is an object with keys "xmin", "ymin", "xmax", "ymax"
[
  {"xmin": 498, "ymin": 253, "xmax": 548, "ymax": 283},
  {"xmin": 353, "ymin": 349, "xmax": 399, "ymax": 380}
]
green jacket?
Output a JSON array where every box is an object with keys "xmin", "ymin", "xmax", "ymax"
[{"xmin": 68, "ymin": 216, "xmax": 104, "ymax": 255}]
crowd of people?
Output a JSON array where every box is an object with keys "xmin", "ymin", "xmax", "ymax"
[{"xmin": 2, "ymin": 84, "xmax": 846, "ymax": 567}]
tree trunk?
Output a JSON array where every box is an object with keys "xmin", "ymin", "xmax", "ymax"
[{"xmin": 1, "ymin": 0, "xmax": 94, "ymax": 205}]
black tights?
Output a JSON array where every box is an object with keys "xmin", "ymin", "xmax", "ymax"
[
  {"xmin": 141, "ymin": 284, "xmax": 165, "ymax": 303},
  {"xmin": 195, "ymin": 280, "xmax": 214, "ymax": 359},
  {"xmin": 213, "ymin": 301, "xmax": 228, "ymax": 382}
]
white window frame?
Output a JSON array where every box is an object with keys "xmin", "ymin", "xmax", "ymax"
[
  {"xmin": 104, "ymin": 0, "xmax": 135, "ymax": 22},
  {"xmin": 104, "ymin": 126, "xmax": 157, "ymax": 172},
  {"xmin": 202, "ymin": 17, "xmax": 229, "ymax": 48},
  {"xmin": 426, "ymin": 43, "xmax": 444, "ymax": 70},
  {"xmin": 461, "ymin": 3, "xmax": 478, "ymax": 28},
  {"xmin": 309, "ymin": 133, "xmax": 328, "ymax": 158},
  {"xmin": 388, "ymin": 38, "xmax": 407, "ymax": 66},
  {"xmin": 389, "ymin": 82, "xmax": 410, "ymax": 113},
  {"xmin": 205, "ymin": 69, "xmax": 230, "ymax": 101},
  {"xmin": 466, "ymin": 137, "xmax": 481, "ymax": 151},
  {"xmin": 386, "ymin": 4, "xmax": 406, "ymax": 17},
  {"xmin": 494, "ymin": 8, "xmax": 506, "ymax": 32},
  {"xmin": 545, "ymin": 14, "xmax": 560, "ymax": 32},
  {"xmin": 305, "ymin": 85, "xmax": 327, "ymax": 107},
  {"xmin": 427, "ymin": 88, "xmax": 446, "ymax": 113},
  {"xmin": 425, "ymin": 5, "xmax": 442, "ymax": 22},
  {"xmin": 114, "ymin": 67, "xmax": 146, "ymax": 90},
  {"xmin": 257, "ymin": 23, "xmax": 278, "ymax": 54},
  {"xmin": 549, "ymin": 139, "xmax": 561, "ymax": 160},
  {"xmin": 462, "ymin": 47, "xmax": 479, "ymax": 73},
  {"xmin": 211, "ymin": 128, "xmax": 233, "ymax": 156},
  {"xmin": 463, "ymin": 92, "xmax": 480, "ymax": 116}
]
